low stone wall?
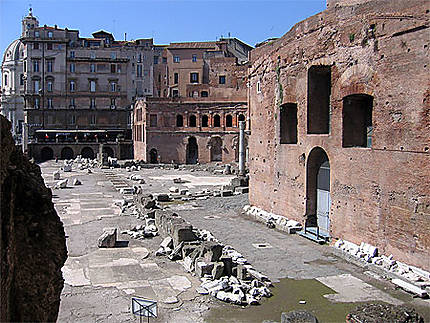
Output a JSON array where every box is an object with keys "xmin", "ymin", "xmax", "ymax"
[
  {"xmin": 334, "ymin": 239, "xmax": 430, "ymax": 298},
  {"xmin": 243, "ymin": 205, "xmax": 302, "ymax": 233}
]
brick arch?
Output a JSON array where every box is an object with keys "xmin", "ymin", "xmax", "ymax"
[
  {"xmin": 335, "ymin": 64, "xmax": 378, "ymax": 99},
  {"xmin": 305, "ymin": 146, "xmax": 331, "ymax": 228}
]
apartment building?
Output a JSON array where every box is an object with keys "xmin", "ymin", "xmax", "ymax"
[{"xmin": 1, "ymin": 9, "xmax": 154, "ymax": 160}]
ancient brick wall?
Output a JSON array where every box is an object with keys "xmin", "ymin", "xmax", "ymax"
[
  {"xmin": 248, "ymin": 0, "xmax": 430, "ymax": 269},
  {"xmin": 133, "ymin": 99, "xmax": 247, "ymax": 164}
]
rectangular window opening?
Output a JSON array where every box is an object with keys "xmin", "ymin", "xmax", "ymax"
[
  {"xmin": 150, "ymin": 114, "xmax": 157, "ymax": 127},
  {"xmin": 307, "ymin": 65, "xmax": 331, "ymax": 134},
  {"xmin": 280, "ymin": 103, "xmax": 298, "ymax": 144},
  {"xmin": 190, "ymin": 72, "xmax": 199, "ymax": 83},
  {"xmin": 342, "ymin": 94, "xmax": 373, "ymax": 148}
]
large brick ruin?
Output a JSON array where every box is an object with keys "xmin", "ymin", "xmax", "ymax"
[
  {"xmin": 134, "ymin": 98, "xmax": 247, "ymax": 164},
  {"xmin": 248, "ymin": 0, "xmax": 429, "ymax": 270}
]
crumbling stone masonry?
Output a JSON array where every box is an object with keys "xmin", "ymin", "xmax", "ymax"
[
  {"xmin": 1, "ymin": 115, "xmax": 67, "ymax": 322},
  {"xmin": 248, "ymin": 0, "xmax": 430, "ymax": 270}
]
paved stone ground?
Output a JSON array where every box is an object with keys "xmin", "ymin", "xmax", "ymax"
[{"xmin": 38, "ymin": 161, "xmax": 429, "ymax": 323}]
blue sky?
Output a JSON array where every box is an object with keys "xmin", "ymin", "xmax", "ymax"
[{"xmin": 1, "ymin": 0, "xmax": 325, "ymax": 60}]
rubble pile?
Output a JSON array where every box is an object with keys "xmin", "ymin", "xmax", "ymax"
[
  {"xmin": 346, "ymin": 303, "xmax": 424, "ymax": 323},
  {"xmin": 243, "ymin": 205, "xmax": 303, "ymax": 234},
  {"xmin": 335, "ymin": 239, "xmax": 430, "ymax": 298},
  {"xmin": 120, "ymin": 160, "xmax": 241, "ymax": 175},
  {"xmin": 70, "ymin": 155, "xmax": 99, "ymax": 170},
  {"xmin": 152, "ymin": 209, "xmax": 273, "ymax": 306},
  {"xmin": 52, "ymin": 155, "xmax": 102, "ymax": 189}
]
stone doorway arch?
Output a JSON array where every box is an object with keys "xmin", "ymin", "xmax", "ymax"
[
  {"xmin": 103, "ymin": 146, "xmax": 115, "ymax": 158},
  {"xmin": 41, "ymin": 147, "xmax": 54, "ymax": 161},
  {"xmin": 305, "ymin": 147, "xmax": 331, "ymax": 237},
  {"xmin": 61, "ymin": 147, "xmax": 74, "ymax": 160},
  {"xmin": 209, "ymin": 136, "xmax": 223, "ymax": 162},
  {"xmin": 186, "ymin": 137, "xmax": 198, "ymax": 164},
  {"xmin": 149, "ymin": 148, "xmax": 158, "ymax": 164},
  {"xmin": 81, "ymin": 147, "xmax": 95, "ymax": 159}
]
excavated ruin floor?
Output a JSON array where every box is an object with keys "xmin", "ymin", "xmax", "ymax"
[{"xmin": 38, "ymin": 161, "xmax": 429, "ymax": 323}]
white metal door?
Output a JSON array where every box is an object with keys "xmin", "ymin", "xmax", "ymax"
[{"xmin": 317, "ymin": 161, "xmax": 330, "ymax": 235}]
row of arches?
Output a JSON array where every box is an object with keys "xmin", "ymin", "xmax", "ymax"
[
  {"xmin": 148, "ymin": 135, "xmax": 227, "ymax": 165},
  {"xmin": 175, "ymin": 113, "xmax": 245, "ymax": 127},
  {"xmin": 39, "ymin": 146, "xmax": 115, "ymax": 161}
]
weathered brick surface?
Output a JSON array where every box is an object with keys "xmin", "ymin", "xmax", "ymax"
[
  {"xmin": 248, "ymin": 0, "xmax": 430, "ymax": 269},
  {"xmin": 134, "ymin": 99, "xmax": 248, "ymax": 164}
]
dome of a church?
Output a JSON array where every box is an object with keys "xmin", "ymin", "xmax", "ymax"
[{"xmin": 2, "ymin": 39, "xmax": 24, "ymax": 64}]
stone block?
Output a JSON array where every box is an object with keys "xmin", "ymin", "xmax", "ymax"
[
  {"xmin": 157, "ymin": 194, "xmax": 170, "ymax": 202},
  {"xmin": 120, "ymin": 187, "xmax": 134, "ymax": 195},
  {"xmin": 196, "ymin": 287, "xmax": 209, "ymax": 295},
  {"xmin": 72, "ymin": 178, "xmax": 81, "ymax": 185},
  {"xmin": 360, "ymin": 242, "xmax": 378, "ymax": 257},
  {"xmin": 169, "ymin": 241, "xmax": 184, "ymax": 260},
  {"xmin": 183, "ymin": 256, "xmax": 194, "ymax": 272},
  {"xmin": 97, "ymin": 228, "xmax": 117, "ymax": 248},
  {"xmin": 212, "ymin": 262, "xmax": 225, "ymax": 279},
  {"xmin": 234, "ymin": 186, "xmax": 249, "ymax": 194},
  {"xmin": 200, "ymin": 241, "xmax": 223, "ymax": 262},
  {"xmin": 237, "ymin": 264, "xmax": 248, "ymax": 280},
  {"xmin": 63, "ymin": 164, "xmax": 72, "ymax": 172},
  {"xmin": 139, "ymin": 195, "xmax": 156, "ymax": 209},
  {"xmin": 56, "ymin": 179, "xmax": 68, "ymax": 189},
  {"xmin": 221, "ymin": 190, "xmax": 233, "ymax": 197},
  {"xmin": 169, "ymin": 186, "xmax": 179, "ymax": 193},
  {"xmin": 172, "ymin": 223, "xmax": 197, "ymax": 247},
  {"xmin": 220, "ymin": 256, "xmax": 233, "ymax": 276},
  {"xmin": 53, "ymin": 171, "xmax": 60, "ymax": 180},
  {"xmin": 160, "ymin": 237, "xmax": 173, "ymax": 249},
  {"xmin": 392, "ymin": 279, "xmax": 428, "ymax": 298},
  {"xmin": 182, "ymin": 242, "xmax": 200, "ymax": 258},
  {"xmin": 230, "ymin": 176, "xmax": 249, "ymax": 188},
  {"xmin": 196, "ymin": 261, "xmax": 215, "ymax": 278}
]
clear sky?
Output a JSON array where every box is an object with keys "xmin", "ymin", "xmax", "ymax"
[{"xmin": 1, "ymin": 0, "xmax": 325, "ymax": 61}]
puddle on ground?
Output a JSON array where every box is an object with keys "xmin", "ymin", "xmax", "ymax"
[{"xmin": 206, "ymin": 277, "xmax": 376, "ymax": 323}]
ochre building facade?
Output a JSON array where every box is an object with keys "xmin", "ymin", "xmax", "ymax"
[
  {"xmin": 248, "ymin": 0, "xmax": 430, "ymax": 270},
  {"xmin": 2, "ymin": 9, "xmax": 155, "ymax": 161}
]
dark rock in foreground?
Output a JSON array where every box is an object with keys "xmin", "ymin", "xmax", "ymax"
[
  {"xmin": 346, "ymin": 303, "xmax": 424, "ymax": 323},
  {"xmin": 1, "ymin": 115, "xmax": 67, "ymax": 322}
]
